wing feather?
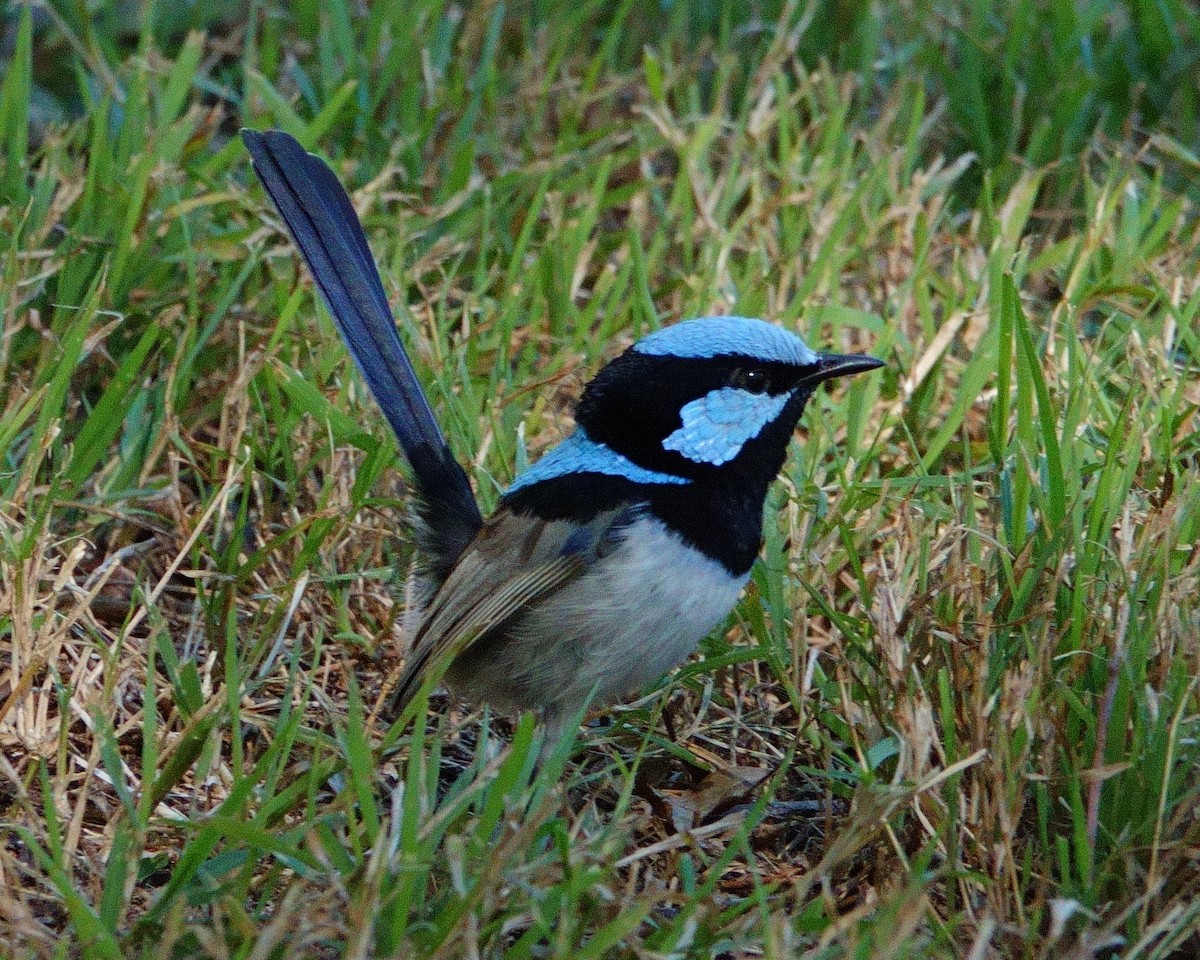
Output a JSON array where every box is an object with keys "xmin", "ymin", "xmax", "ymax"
[{"xmin": 388, "ymin": 505, "xmax": 642, "ymax": 716}]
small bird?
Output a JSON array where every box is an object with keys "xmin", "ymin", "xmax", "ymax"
[{"xmin": 243, "ymin": 129, "xmax": 883, "ymax": 746}]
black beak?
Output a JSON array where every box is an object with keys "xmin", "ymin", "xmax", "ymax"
[{"xmin": 802, "ymin": 353, "xmax": 886, "ymax": 386}]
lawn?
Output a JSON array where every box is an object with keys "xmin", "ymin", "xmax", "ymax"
[{"xmin": 2, "ymin": 2, "xmax": 1199, "ymax": 957}]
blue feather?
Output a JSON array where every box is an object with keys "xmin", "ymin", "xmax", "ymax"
[
  {"xmin": 663, "ymin": 387, "xmax": 793, "ymax": 465},
  {"xmin": 632, "ymin": 316, "xmax": 818, "ymax": 365},
  {"xmin": 506, "ymin": 430, "xmax": 691, "ymax": 494}
]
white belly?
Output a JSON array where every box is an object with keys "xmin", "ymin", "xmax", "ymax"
[{"xmin": 499, "ymin": 517, "xmax": 749, "ymax": 710}]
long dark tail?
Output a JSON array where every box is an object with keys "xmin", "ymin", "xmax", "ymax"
[{"xmin": 243, "ymin": 129, "xmax": 482, "ymax": 582}]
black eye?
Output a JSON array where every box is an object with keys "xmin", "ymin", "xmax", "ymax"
[{"xmin": 732, "ymin": 367, "xmax": 771, "ymax": 394}]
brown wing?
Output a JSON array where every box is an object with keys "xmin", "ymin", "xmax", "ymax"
[{"xmin": 387, "ymin": 505, "xmax": 638, "ymax": 716}]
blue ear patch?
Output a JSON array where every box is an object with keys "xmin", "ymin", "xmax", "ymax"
[
  {"xmin": 506, "ymin": 430, "xmax": 691, "ymax": 494},
  {"xmin": 663, "ymin": 387, "xmax": 793, "ymax": 465},
  {"xmin": 633, "ymin": 316, "xmax": 818, "ymax": 366}
]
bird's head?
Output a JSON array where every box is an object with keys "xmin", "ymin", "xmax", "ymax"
[{"xmin": 575, "ymin": 316, "xmax": 883, "ymax": 488}]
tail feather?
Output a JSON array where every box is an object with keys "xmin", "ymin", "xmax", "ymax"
[{"xmin": 243, "ymin": 129, "xmax": 482, "ymax": 580}]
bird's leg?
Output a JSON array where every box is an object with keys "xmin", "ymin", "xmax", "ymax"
[{"xmin": 537, "ymin": 708, "xmax": 579, "ymax": 767}]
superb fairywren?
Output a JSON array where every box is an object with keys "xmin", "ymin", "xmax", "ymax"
[{"xmin": 243, "ymin": 130, "xmax": 883, "ymax": 745}]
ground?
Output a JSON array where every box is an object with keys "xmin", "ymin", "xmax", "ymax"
[{"xmin": 1, "ymin": 3, "xmax": 1199, "ymax": 957}]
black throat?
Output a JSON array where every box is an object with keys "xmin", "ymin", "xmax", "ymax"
[{"xmin": 502, "ymin": 389, "xmax": 813, "ymax": 576}]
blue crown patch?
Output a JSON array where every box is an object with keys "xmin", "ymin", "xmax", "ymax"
[{"xmin": 632, "ymin": 316, "xmax": 818, "ymax": 366}]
